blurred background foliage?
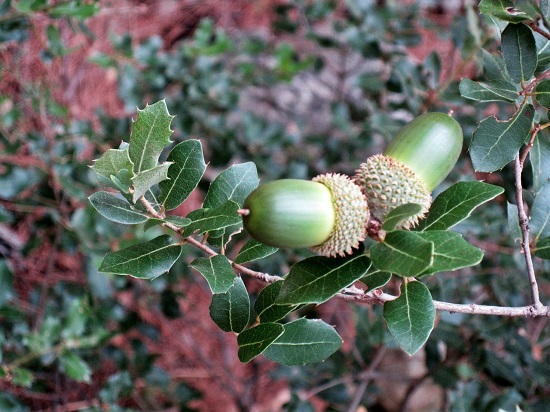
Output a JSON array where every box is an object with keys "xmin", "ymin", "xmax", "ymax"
[{"xmin": 1, "ymin": 0, "xmax": 549, "ymax": 410}]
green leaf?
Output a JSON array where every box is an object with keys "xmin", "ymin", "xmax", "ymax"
[
  {"xmin": 531, "ymin": 135, "xmax": 550, "ymax": 192},
  {"xmin": 276, "ymin": 253, "xmax": 371, "ymax": 305},
  {"xmin": 530, "ymin": 183, "xmax": 550, "ymax": 241},
  {"xmin": 416, "ymin": 231, "xmax": 484, "ymax": 276},
  {"xmin": 479, "ymin": 0, "xmax": 531, "ymax": 23},
  {"xmin": 0, "ymin": 260, "xmax": 13, "ymax": 307},
  {"xmin": 203, "ymin": 162, "xmax": 259, "ymax": 209},
  {"xmin": 534, "ymin": 237, "xmax": 550, "ymax": 259},
  {"xmin": 470, "ymin": 104, "xmax": 534, "ymax": 172},
  {"xmin": 99, "ymin": 235, "xmax": 182, "ymax": 279},
  {"xmin": 237, "ymin": 323, "xmax": 285, "ymax": 363},
  {"xmin": 263, "ymin": 318, "xmax": 342, "ymax": 365},
  {"xmin": 209, "ymin": 277, "xmax": 250, "ymax": 333},
  {"xmin": 482, "ymin": 50, "xmax": 510, "ymax": 82},
  {"xmin": 501, "ymin": 23, "xmax": 537, "ymax": 83},
  {"xmin": 88, "ymin": 191, "xmax": 148, "ymax": 224},
  {"xmin": 459, "ymin": 78, "xmax": 518, "ymax": 102},
  {"xmin": 11, "ymin": 368, "xmax": 34, "ymax": 388},
  {"xmin": 159, "ymin": 140, "xmax": 206, "ymax": 211},
  {"xmin": 131, "ymin": 162, "xmax": 172, "ymax": 203},
  {"xmin": 382, "ymin": 203, "xmax": 424, "ymax": 231},
  {"xmin": 90, "ymin": 147, "xmax": 135, "ymax": 181},
  {"xmin": 370, "ymin": 231, "xmax": 434, "ymax": 277},
  {"xmin": 59, "ymin": 352, "xmax": 92, "ymax": 383},
  {"xmin": 182, "ymin": 200, "xmax": 242, "ymax": 237},
  {"xmin": 360, "ymin": 269, "xmax": 392, "ymax": 291},
  {"xmin": 535, "ymin": 80, "xmax": 550, "ymax": 109},
  {"xmin": 255, "ymin": 280, "xmax": 299, "ymax": 323},
  {"xmin": 383, "ymin": 281, "xmax": 435, "ymax": 355},
  {"xmin": 422, "ymin": 181, "xmax": 504, "ymax": 230},
  {"xmin": 234, "ymin": 239, "xmax": 278, "ymax": 264},
  {"xmin": 507, "ymin": 202, "xmax": 521, "ymax": 240},
  {"xmin": 190, "ymin": 254, "xmax": 235, "ymax": 294},
  {"xmin": 128, "ymin": 100, "xmax": 174, "ymax": 174}
]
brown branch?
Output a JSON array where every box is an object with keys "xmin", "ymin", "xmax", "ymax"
[{"xmin": 526, "ymin": 20, "xmax": 550, "ymax": 42}]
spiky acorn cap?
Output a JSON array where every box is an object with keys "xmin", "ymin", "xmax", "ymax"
[
  {"xmin": 353, "ymin": 154, "xmax": 431, "ymax": 229},
  {"xmin": 241, "ymin": 174, "xmax": 369, "ymax": 258}
]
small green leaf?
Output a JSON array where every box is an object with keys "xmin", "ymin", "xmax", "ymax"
[
  {"xmin": 276, "ymin": 253, "xmax": 371, "ymax": 305},
  {"xmin": 360, "ymin": 269, "xmax": 392, "ymax": 291},
  {"xmin": 237, "ymin": 323, "xmax": 284, "ymax": 363},
  {"xmin": 382, "ymin": 203, "xmax": 424, "ymax": 231},
  {"xmin": 482, "ymin": 50, "xmax": 510, "ymax": 82},
  {"xmin": 383, "ymin": 281, "xmax": 435, "ymax": 355},
  {"xmin": 416, "ymin": 231, "xmax": 484, "ymax": 276},
  {"xmin": 534, "ymin": 237, "xmax": 550, "ymax": 259},
  {"xmin": 531, "ymin": 136, "xmax": 550, "ymax": 192},
  {"xmin": 128, "ymin": 100, "xmax": 174, "ymax": 174},
  {"xmin": 422, "ymin": 181, "xmax": 504, "ymax": 231},
  {"xmin": 255, "ymin": 280, "xmax": 299, "ymax": 323},
  {"xmin": 165, "ymin": 216, "xmax": 192, "ymax": 227},
  {"xmin": 470, "ymin": 104, "xmax": 534, "ymax": 172},
  {"xmin": 209, "ymin": 277, "xmax": 250, "ymax": 333},
  {"xmin": 263, "ymin": 318, "xmax": 342, "ymax": 365},
  {"xmin": 203, "ymin": 162, "xmax": 259, "ymax": 209},
  {"xmin": 479, "ymin": 0, "xmax": 530, "ymax": 23},
  {"xmin": 159, "ymin": 140, "xmax": 206, "ymax": 211},
  {"xmin": 370, "ymin": 231, "xmax": 433, "ymax": 277},
  {"xmin": 0, "ymin": 259, "xmax": 14, "ymax": 307},
  {"xmin": 530, "ymin": 183, "xmax": 550, "ymax": 241},
  {"xmin": 190, "ymin": 254, "xmax": 235, "ymax": 294},
  {"xmin": 59, "ymin": 352, "xmax": 92, "ymax": 383},
  {"xmin": 11, "ymin": 368, "xmax": 34, "ymax": 388},
  {"xmin": 99, "ymin": 235, "xmax": 182, "ymax": 279},
  {"xmin": 459, "ymin": 78, "xmax": 518, "ymax": 102},
  {"xmin": 535, "ymin": 80, "xmax": 550, "ymax": 109},
  {"xmin": 88, "ymin": 191, "xmax": 148, "ymax": 224},
  {"xmin": 234, "ymin": 239, "xmax": 278, "ymax": 264},
  {"xmin": 90, "ymin": 148, "xmax": 135, "ymax": 181},
  {"xmin": 131, "ymin": 162, "xmax": 172, "ymax": 203},
  {"xmin": 501, "ymin": 23, "xmax": 537, "ymax": 83},
  {"xmin": 182, "ymin": 200, "xmax": 242, "ymax": 237}
]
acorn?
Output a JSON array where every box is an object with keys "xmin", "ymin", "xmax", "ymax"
[
  {"xmin": 354, "ymin": 112, "xmax": 463, "ymax": 229},
  {"xmin": 241, "ymin": 174, "xmax": 369, "ymax": 257}
]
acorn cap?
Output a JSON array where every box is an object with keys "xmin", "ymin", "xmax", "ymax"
[
  {"xmin": 311, "ymin": 173, "xmax": 369, "ymax": 257},
  {"xmin": 353, "ymin": 154, "xmax": 431, "ymax": 229}
]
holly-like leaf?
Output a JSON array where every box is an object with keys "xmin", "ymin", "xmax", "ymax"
[
  {"xmin": 237, "ymin": 323, "xmax": 285, "ymax": 363},
  {"xmin": 531, "ymin": 134, "xmax": 550, "ymax": 193},
  {"xmin": 416, "ymin": 231, "xmax": 484, "ymax": 276},
  {"xmin": 479, "ymin": 0, "xmax": 531, "ymax": 23},
  {"xmin": 190, "ymin": 254, "xmax": 235, "ymax": 294},
  {"xmin": 383, "ymin": 281, "xmax": 435, "ymax": 355},
  {"xmin": 276, "ymin": 253, "xmax": 371, "ymax": 305},
  {"xmin": 131, "ymin": 162, "xmax": 172, "ymax": 203},
  {"xmin": 88, "ymin": 191, "xmax": 148, "ymax": 224},
  {"xmin": 501, "ymin": 23, "xmax": 537, "ymax": 83},
  {"xmin": 360, "ymin": 269, "xmax": 392, "ymax": 291},
  {"xmin": 422, "ymin": 182, "xmax": 504, "ymax": 231},
  {"xmin": 59, "ymin": 352, "xmax": 92, "ymax": 383},
  {"xmin": 255, "ymin": 280, "xmax": 299, "ymax": 323},
  {"xmin": 263, "ymin": 318, "xmax": 342, "ymax": 365},
  {"xmin": 128, "ymin": 100, "xmax": 174, "ymax": 174},
  {"xmin": 370, "ymin": 231, "xmax": 433, "ymax": 277},
  {"xmin": 234, "ymin": 239, "xmax": 278, "ymax": 264},
  {"xmin": 99, "ymin": 235, "xmax": 182, "ymax": 279},
  {"xmin": 470, "ymin": 104, "xmax": 534, "ymax": 172},
  {"xmin": 159, "ymin": 140, "xmax": 206, "ymax": 211},
  {"xmin": 90, "ymin": 147, "xmax": 135, "ymax": 181},
  {"xmin": 382, "ymin": 203, "xmax": 424, "ymax": 231},
  {"xmin": 203, "ymin": 162, "xmax": 259, "ymax": 209},
  {"xmin": 530, "ymin": 183, "xmax": 550, "ymax": 241},
  {"xmin": 534, "ymin": 237, "xmax": 550, "ymax": 260},
  {"xmin": 209, "ymin": 277, "xmax": 250, "ymax": 333},
  {"xmin": 459, "ymin": 78, "xmax": 518, "ymax": 102},
  {"xmin": 182, "ymin": 200, "xmax": 241, "ymax": 237}
]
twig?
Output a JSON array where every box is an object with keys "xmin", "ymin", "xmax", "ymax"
[
  {"xmin": 526, "ymin": 20, "xmax": 550, "ymax": 42},
  {"xmin": 346, "ymin": 346, "xmax": 388, "ymax": 412},
  {"xmin": 514, "ymin": 154, "xmax": 543, "ymax": 309}
]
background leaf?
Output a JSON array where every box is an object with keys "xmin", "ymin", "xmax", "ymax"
[
  {"xmin": 470, "ymin": 104, "xmax": 534, "ymax": 172},
  {"xmin": 0, "ymin": 259, "xmax": 14, "ymax": 307},
  {"xmin": 531, "ymin": 135, "xmax": 550, "ymax": 193},
  {"xmin": 234, "ymin": 238, "xmax": 278, "ymax": 264},
  {"xmin": 263, "ymin": 318, "xmax": 342, "ymax": 365},
  {"xmin": 383, "ymin": 281, "xmax": 435, "ymax": 355},
  {"xmin": 530, "ymin": 183, "xmax": 550, "ymax": 241},
  {"xmin": 159, "ymin": 139, "xmax": 206, "ymax": 211},
  {"xmin": 99, "ymin": 235, "xmax": 182, "ymax": 279},
  {"xmin": 89, "ymin": 191, "xmax": 148, "ymax": 224},
  {"xmin": 128, "ymin": 100, "xmax": 174, "ymax": 174},
  {"xmin": 190, "ymin": 254, "xmax": 235, "ymax": 294},
  {"xmin": 370, "ymin": 231, "xmax": 433, "ymax": 277},
  {"xmin": 534, "ymin": 237, "xmax": 550, "ymax": 259},
  {"xmin": 59, "ymin": 352, "xmax": 92, "ymax": 383},
  {"xmin": 501, "ymin": 23, "xmax": 537, "ymax": 83},
  {"xmin": 237, "ymin": 323, "xmax": 284, "ymax": 363},
  {"xmin": 421, "ymin": 181, "xmax": 504, "ymax": 230},
  {"xmin": 209, "ymin": 277, "xmax": 250, "ymax": 333},
  {"xmin": 276, "ymin": 253, "xmax": 371, "ymax": 305}
]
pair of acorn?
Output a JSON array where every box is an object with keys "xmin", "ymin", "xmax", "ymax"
[{"xmin": 241, "ymin": 113, "xmax": 463, "ymax": 257}]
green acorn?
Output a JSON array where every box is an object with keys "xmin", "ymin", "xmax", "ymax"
[
  {"xmin": 241, "ymin": 174, "xmax": 369, "ymax": 257},
  {"xmin": 354, "ymin": 112, "xmax": 463, "ymax": 229}
]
